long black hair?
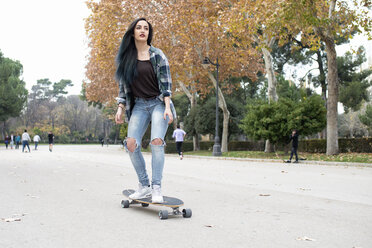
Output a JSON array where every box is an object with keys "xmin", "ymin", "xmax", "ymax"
[{"xmin": 115, "ymin": 18, "xmax": 153, "ymax": 85}]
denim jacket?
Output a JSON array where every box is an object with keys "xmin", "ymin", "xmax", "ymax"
[{"xmin": 116, "ymin": 45, "xmax": 176, "ymax": 122}]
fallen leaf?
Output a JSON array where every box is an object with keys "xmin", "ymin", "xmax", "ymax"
[
  {"xmin": 204, "ymin": 225, "xmax": 213, "ymax": 228},
  {"xmin": 2, "ymin": 218, "xmax": 21, "ymax": 222},
  {"xmin": 296, "ymin": 236, "xmax": 316, "ymax": 241}
]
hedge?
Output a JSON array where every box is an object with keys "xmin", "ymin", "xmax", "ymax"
[
  {"xmin": 165, "ymin": 138, "xmax": 372, "ymax": 153},
  {"xmin": 165, "ymin": 140, "xmax": 265, "ymax": 153}
]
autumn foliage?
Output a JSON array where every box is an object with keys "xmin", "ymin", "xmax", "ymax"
[{"xmin": 84, "ymin": 0, "xmax": 263, "ymax": 104}]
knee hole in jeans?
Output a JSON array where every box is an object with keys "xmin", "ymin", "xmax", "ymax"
[
  {"xmin": 151, "ymin": 138, "xmax": 163, "ymax": 146},
  {"xmin": 126, "ymin": 137, "xmax": 137, "ymax": 153}
]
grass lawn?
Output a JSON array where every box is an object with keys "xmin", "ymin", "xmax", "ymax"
[{"xmin": 183, "ymin": 150, "xmax": 372, "ymax": 163}]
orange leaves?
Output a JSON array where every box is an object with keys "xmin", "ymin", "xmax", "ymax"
[{"xmin": 83, "ymin": 0, "xmax": 371, "ymax": 104}]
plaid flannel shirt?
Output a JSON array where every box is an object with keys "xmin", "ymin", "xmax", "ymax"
[{"xmin": 116, "ymin": 45, "xmax": 175, "ymax": 121}]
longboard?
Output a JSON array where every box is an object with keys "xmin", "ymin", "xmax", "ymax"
[{"xmin": 121, "ymin": 189, "xmax": 192, "ymax": 220}]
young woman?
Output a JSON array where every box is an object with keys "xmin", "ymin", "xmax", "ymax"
[{"xmin": 115, "ymin": 18, "xmax": 175, "ymax": 203}]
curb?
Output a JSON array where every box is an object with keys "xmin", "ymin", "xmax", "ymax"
[{"xmin": 165, "ymin": 154, "xmax": 372, "ymax": 168}]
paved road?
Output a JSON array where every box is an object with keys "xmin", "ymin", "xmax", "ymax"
[{"xmin": 1, "ymin": 145, "xmax": 371, "ymax": 248}]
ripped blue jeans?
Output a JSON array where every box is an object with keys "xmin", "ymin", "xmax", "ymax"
[{"xmin": 124, "ymin": 97, "xmax": 169, "ymax": 187}]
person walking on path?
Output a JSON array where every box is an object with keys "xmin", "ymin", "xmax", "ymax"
[
  {"xmin": 21, "ymin": 130, "xmax": 31, "ymax": 153},
  {"xmin": 115, "ymin": 18, "xmax": 175, "ymax": 203},
  {"xmin": 33, "ymin": 134, "xmax": 41, "ymax": 150},
  {"xmin": 10, "ymin": 134, "xmax": 14, "ymax": 149},
  {"xmin": 4, "ymin": 135, "xmax": 10, "ymax": 149},
  {"xmin": 48, "ymin": 131, "xmax": 54, "ymax": 152},
  {"xmin": 286, "ymin": 130, "xmax": 299, "ymax": 163},
  {"xmin": 172, "ymin": 124, "xmax": 186, "ymax": 160},
  {"xmin": 15, "ymin": 134, "xmax": 21, "ymax": 149}
]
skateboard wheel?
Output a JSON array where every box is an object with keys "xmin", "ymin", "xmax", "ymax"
[
  {"xmin": 159, "ymin": 210, "xmax": 168, "ymax": 220},
  {"xmin": 182, "ymin": 208, "xmax": 192, "ymax": 218},
  {"xmin": 121, "ymin": 200, "xmax": 130, "ymax": 208},
  {"xmin": 141, "ymin": 203, "xmax": 149, "ymax": 207}
]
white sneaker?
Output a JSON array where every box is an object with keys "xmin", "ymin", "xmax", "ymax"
[
  {"xmin": 152, "ymin": 185, "xmax": 164, "ymax": 203},
  {"xmin": 129, "ymin": 183, "xmax": 151, "ymax": 199}
]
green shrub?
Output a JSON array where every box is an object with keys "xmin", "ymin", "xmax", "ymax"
[
  {"xmin": 299, "ymin": 139, "xmax": 326, "ymax": 153},
  {"xmin": 339, "ymin": 138, "xmax": 372, "ymax": 153}
]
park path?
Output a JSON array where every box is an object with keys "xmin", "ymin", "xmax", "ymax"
[{"xmin": 1, "ymin": 145, "xmax": 372, "ymax": 248}]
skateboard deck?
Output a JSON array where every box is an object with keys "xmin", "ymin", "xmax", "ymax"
[
  {"xmin": 121, "ymin": 189, "xmax": 192, "ymax": 219},
  {"xmin": 122, "ymin": 189, "xmax": 184, "ymax": 207}
]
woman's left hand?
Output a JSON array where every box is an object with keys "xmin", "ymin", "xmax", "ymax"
[{"xmin": 164, "ymin": 108, "xmax": 173, "ymax": 124}]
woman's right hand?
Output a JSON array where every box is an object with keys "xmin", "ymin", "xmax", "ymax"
[{"xmin": 115, "ymin": 106, "xmax": 124, "ymax": 124}]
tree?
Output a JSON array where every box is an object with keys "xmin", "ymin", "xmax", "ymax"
[
  {"xmin": 240, "ymin": 95, "xmax": 326, "ymax": 147},
  {"xmin": 171, "ymin": 93, "xmax": 190, "ymax": 124},
  {"xmin": 339, "ymin": 110, "xmax": 367, "ymax": 138},
  {"xmin": 338, "ymin": 46, "xmax": 372, "ymax": 112},
  {"xmin": 276, "ymin": 75, "xmax": 303, "ymax": 101},
  {"xmin": 84, "ymin": 0, "xmax": 263, "ymax": 152},
  {"xmin": 185, "ymin": 95, "xmax": 245, "ymax": 140},
  {"xmin": 225, "ymin": 0, "xmax": 371, "ymax": 155},
  {"xmin": 359, "ymin": 104, "xmax": 372, "ymax": 134},
  {"xmin": 0, "ymin": 51, "xmax": 28, "ymax": 137},
  {"xmin": 279, "ymin": 0, "xmax": 371, "ymax": 155},
  {"xmin": 25, "ymin": 78, "xmax": 72, "ymax": 129}
]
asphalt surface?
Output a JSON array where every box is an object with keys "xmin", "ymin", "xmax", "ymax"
[{"xmin": 1, "ymin": 145, "xmax": 371, "ymax": 248}]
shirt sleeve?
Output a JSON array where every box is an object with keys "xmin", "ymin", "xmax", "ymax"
[
  {"xmin": 157, "ymin": 50, "xmax": 172, "ymax": 97},
  {"xmin": 116, "ymin": 79, "xmax": 127, "ymax": 105}
]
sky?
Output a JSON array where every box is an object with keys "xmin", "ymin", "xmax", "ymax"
[
  {"xmin": 0, "ymin": 0, "xmax": 371, "ymax": 97},
  {"xmin": 0, "ymin": 0, "xmax": 90, "ymax": 95}
]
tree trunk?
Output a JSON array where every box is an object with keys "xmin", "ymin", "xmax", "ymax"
[
  {"xmin": 191, "ymin": 92, "xmax": 200, "ymax": 151},
  {"xmin": 265, "ymin": 140, "xmax": 275, "ymax": 153},
  {"xmin": 221, "ymin": 96, "xmax": 230, "ymax": 153},
  {"xmin": 206, "ymin": 72, "xmax": 230, "ymax": 153},
  {"xmin": 319, "ymin": 0, "xmax": 339, "ymax": 155},
  {"xmin": 262, "ymin": 36, "xmax": 277, "ymax": 153},
  {"xmin": 178, "ymin": 80, "xmax": 200, "ymax": 151},
  {"xmin": 114, "ymin": 124, "xmax": 119, "ymax": 144},
  {"xmin": 262, "ymin": 37, "xmax": 278, "ymax": 104},
  {"xmin": 2, "ymin": 121, "xmax": 5, "ymax": 139},
  {"xmin": 316, "ymin": 50, "xmax": 327, "ymax": 102},
  {"xmin": 316, "ymin": 50, "xmax": 327, "ymax": 139},
  {"xmin": 324, "ymin": 37, "xmax": 339, "ymax": 155}
]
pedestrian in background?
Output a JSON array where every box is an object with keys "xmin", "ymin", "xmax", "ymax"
[
  {"xmin": 15, "ymin": 134, "xmax": 21, "ymax": 149},
  {"xmin": 10, "ymin": 134, "xmax": 14, "ymax": 149},
  {"xmin": 22, "ymin": 130, "xmax": 31, "ymax": 153},
  {"xmin": 48, "ymin": 131, "xmax": 54, "ymax": 152},
  {"xmin": 172, "ymin": 124, "xmax": 186, "ymax": 160},
  {"xmin": 286, "ymin": 130, "xmax": 299, "ymax": 163},
  {"xmin": 4, "ymin": 135, "xmax": 10, "ymax": 149},
  {"xmin": 33, "ymin": 134, "xmax": 41, "ymax": 150}
]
